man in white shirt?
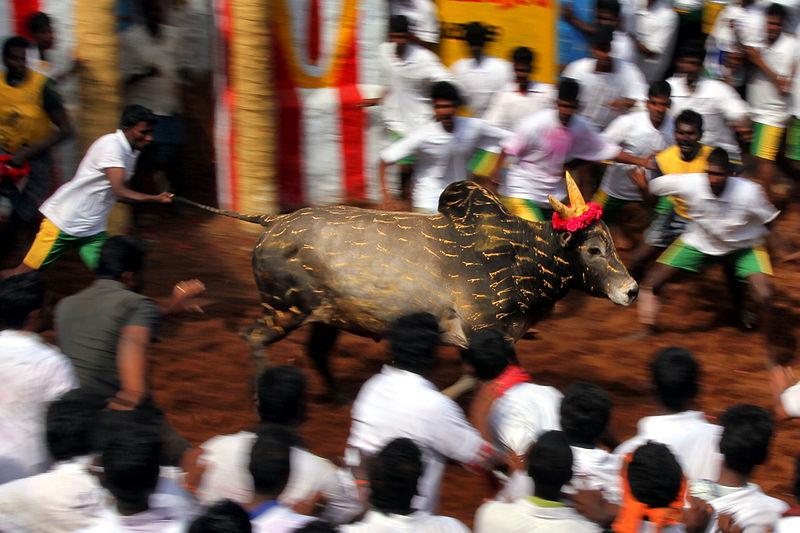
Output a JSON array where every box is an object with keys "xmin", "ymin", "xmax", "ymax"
[
  {"xmin": 450, "ymin": 22, "xmax": 513, "ymax": 118},
  {"xmin": 690, "ymin": 404, "xmax": 788, "ymax": 532},
  {"xmin": 495, "ymin": 78, "xmax": 651, "ymax": 222},
  {"xmin": 632, "ymin": 0, "xmax": 678, "ymax": 82},
  {"xmin": 0, "ymin": 105, "xmax": 173, "ymax": 280},
  {"xmin": 614, "ymin": 347, "xmax": 722, "ymax": 484},
  {"xmin": 346, "ymin": 312, "xmax": 497, "ymax": 513},
  {"xmin": 475, "ymin": 431, "xmax": 602, "ymax": 533},
  {"xmin": 378, "ymin": 81, "xmax": 509, "ymax": 213},
  {"xmin": 389, "ymin": 0, "xmax": 440, "ymax": 46},
  {"xmin": 706, "ymin": 0, "xmax": 765, "ymax": 87},
  {"xmin": 563, "ymin": 26, "xmax": 647, "ymax": 132},
  {"xmin": 593, "ymin": 81, "xmax": 674, "ymax": 245},
  {"xmin": 484, "ymin": 46, "xmax": 557, "ymax": 132},
  {"xmin": 196, "ymin": 365, "xmax": 358, "ymax": 524},
  {"xmin": 341, "ymin": 439, "xmax": 469, "ymax": 533},
  {"xmin": 0, "ymin": 272, "xmax": 77, "ymax": 484},
  {"xmin": 667, "ymin": 40, "xmax": 750, "ymax": 164},
  {"xmin": 637, "ymin": 149, "xmax": 780, "ymax": 355}
]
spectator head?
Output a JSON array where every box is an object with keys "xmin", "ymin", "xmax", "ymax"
[
  {"xmin": 368, "ymin": 438, "xmax": 423, "ymax": 515},
  {"xmin": 464, "ymin": 21, "xmax": 487, "ymax": 57},
  {"xmin": 464, "ymin": 329, "xmax": 514, "ymax": 381},
  {"xmin": 119, "ymin": 105, "xmax": 157, "ymax": 151},
  {"xmin": 256, "ymin": 365, "xmax": 307, "ymax": 426},
  {"xmin": 674, "ymin": 110, "xmax": 703, "ymax": 159},
  {"xmin": 2, "ymin": 36, "xmax": 29, "ymax": 80},
  {"xmin": 431, "ymin": 80, "xmax": 462, "ymax": 106},
  {"xmin": 249, "ymin": 426, "xmax": 293, "ymax": 499},
  {"xmin": 295, "ymin": 521, "xmax": 339, "ymax": 533},
  {"xmin": 389, "ymin": 312, "xmax": 441, "ymax": 375},
  {"xmin": 560, "ymin": 382, "xmax": 612, "ymax": 447},
  {"xmin": 95, "ymin": 236, "xmax": 147, "ymax": 288},
  {"xmin": 675, "ymin": 39, "xmax": 705, "ymax": 78},
  {"xmin": 46, "ymin": 390, "xmax": 101, "ymax": 462},
  {"xmin": 101, "ymin": 422, "xmax": 162, "ymax": 511},
  {"xmin": 706, "ymin": 147, "xmax": 731, "ymax": 197},
  {"xmin": 557, "ymin": 78, "xmax": 580, "ymax": 126},
  {"xmin": 0, "ymin": 271, "xmax": 45, "ymax": 331},
  {"xmin": 511, "ymin": 46, "xmax": 534, "ymax": 83},
  {"xmin": 27, "ymin": 12, "xmax": 54, "ymax": 49},
  {"xmin": 188, "ymin": 500, "xmax": 252, "ymax": 533},
  {"xmin": 766, "ymin": 3, "xmax": 787, "ymax": 43},
  {"xmin": 388, "ymin": 15, "xmax": 410, "ymax": 48},
  {"xmin": 627, "ymin": 442, "xmax": 683, "ymax": 508},
  {"xmin": 591, "ymin": 26, "xmax": 614, "ymax": 72},
  {"xmin": 720, "ymin": 404, "xmax": 773, "ymax": 478},
  {"xmin": 595, "ymin": 0, "xmax": 621, "ymax": 28},
  {"xmin": 527, "ymin": 430, "xmax": 573, "ymax": 501},
  {"xmin": 647, "ymin": 81, "xmax": 671, "ymax": 129},
  {"xmin": 651, "ymin": 347, "xmax": 700, "ymax": 413}
]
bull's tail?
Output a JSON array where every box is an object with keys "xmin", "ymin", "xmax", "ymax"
[{"xmin": 173, "ymin": 196, "xmax": 272, "ymax": 226}]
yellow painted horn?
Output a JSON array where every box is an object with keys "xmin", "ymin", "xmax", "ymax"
[
  {"xmin": 548, "ymin": 195, "xmax": 574, "ymax": 220},
  {"xmin": 565, "ymin": 171, "xmax": 586, "ymax": 210}
]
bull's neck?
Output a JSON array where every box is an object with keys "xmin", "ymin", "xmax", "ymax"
[{"xmin": 515, "ymin": 221, "xmax": 574, "ymax": 305}]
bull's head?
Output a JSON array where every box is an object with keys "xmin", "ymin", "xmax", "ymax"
[{"xmin": 548, "ymin": 175, "xmax": 638, "ymax": 306}]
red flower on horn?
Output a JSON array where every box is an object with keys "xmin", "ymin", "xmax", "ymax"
[{"xmin": 552, "ymin": 202, "xmax": 603, "ymax": 232}]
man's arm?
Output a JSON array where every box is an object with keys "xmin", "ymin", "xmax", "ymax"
[
  {"xmin": 106, "ymin": 167, "xmax": 173, "ymax": 203},
  {"xmin": 562, "ymin": 4, "xmax": 595, "ymax": 38},
  {"xmin": 745, "ymin": 46, "xmax": 791, "ymax": 95},
  {"xmin": 109, "ymin": 324, "xmax": 151, "ymax": 409},
  {"xmin": 613, "ymin": 150, "xmax": 654, "ymax": 169}
]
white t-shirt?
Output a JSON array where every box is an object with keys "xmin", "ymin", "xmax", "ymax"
[
  {"xmin": 562, "ymin": 57, "xmax": 648, "ymax": 130},
  {"xmin": 0, "ymin": 330, "xmax": 78, "ymax": 484},
  {"xmin": 474, "ymin": 498, "xmax": 603, "ymax": 533},
  {"xmin": 600, "ymin": 111, "xmax": 674, "ymax": 201},
  {"xmin": 748, "ymin": 32, "xmax": 797, "ymax": 127},
  {"xmin": 667, "ymin": 76, "xmax": 749, "ymax": 161},
  {"xmin": 776, "ymin": 515, "xmax": 800, "ymax": 532},
  {"xmin": 196, "ymin": 431, "xmax": 359, "ymax": 524},
  {"xmin": 489, "ymin": 382, "xmax": 562, "ymax": 457},
  {"xmin": 612, "ymin": 30, "xmax": 638, "ymax": 64},
  {"xmin": 500, "ymin": 109, "xmax": 622, "ymax": 206},
  {"xmin": 251, "ymin": 504, "xmax": 314, "ymax": 533},
  {"xmin": 40, "ymin": 130, "xmax": 139, "ymax": 237},
  {"xmin": 341, "ymin": 509, "xmax": 469, "ymax": 533},
  {"xmin": 451, "ymin": 56, "xmax": 514, "ymax": 118},
  {"xmin": 484, "ymin": 81, "xmax": 557, "ymax": 132},
  {"xmin": 648, "ymin": 174, "xmax": 780, "ymax": 256},
  {"xmin": 690, "ymin": 481, "xmax": 789, "ymax": 532},
  {"xmin": 346, "ymin": 365, "xmax": 489, "ymax": 512},
  {"xmin": 379, "ymin": 42, "xmax": 454, "ymax": 136},
  {"xmin": 614, "ymin": 410, "xmax": 722, "ymax": 483},
  {"xmin": 634, "ymin": 0, "xmax": 679, "ymax": 82},
  {"xmin": 380, "ymin": 117, "xmax": 509, "ymax": 212},
  {"xmin": 76, "ymin": 493, "xmax": 191, "ymax": 533},
  {"xmin": 780, "ymin": 381, "xmax": 800, "ymax": 417},
  {"xmin": 565, "ymin": 445, "xmax": 623, "ymax": 503}
]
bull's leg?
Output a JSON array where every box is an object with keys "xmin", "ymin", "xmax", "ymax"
[
  {"xmin": 241, "ymin": 308, "xmax": 307, "ymax": 379},
  {"xmin": 308, "ymin": 323, "xmax": 341, "ymax": 398}
]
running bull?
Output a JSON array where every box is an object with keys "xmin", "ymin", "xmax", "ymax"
[{"xmin": 179, "ymin": 179, "xmax": 637, "ymax": 391}]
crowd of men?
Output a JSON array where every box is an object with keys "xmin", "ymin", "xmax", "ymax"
[{"xmin": 3, "ymin": 0, "xmax": 800, "ymax": 531}]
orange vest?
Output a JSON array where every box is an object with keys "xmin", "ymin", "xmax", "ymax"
[{"xmin": 0, "ymin": 68, "xmax": 53, "ymax": 153}]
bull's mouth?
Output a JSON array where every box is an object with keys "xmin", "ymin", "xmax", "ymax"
[{"xmin": 608, "ymin": 280, "xmax": 639, "ymax": 306}]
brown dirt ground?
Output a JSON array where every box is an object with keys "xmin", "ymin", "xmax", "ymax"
[{"xmin": 5, "ymin": 197, "xmax": 800, "ymax": 527}]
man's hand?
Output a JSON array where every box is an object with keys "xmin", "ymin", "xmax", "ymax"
[
  {"xmin": 717, "ymin": 513, "xmax": 744, "ymax": 533},
  {"xmin": 170, "ymin": 279, "xmax": 206, "ymax": 313},
  {"xmin": 684, "ymin": 496, "xmax": 713, "ymax": 533},
  {"xmin": 154, "ymin": 191, "xmax": 175, "ymax": 203},
  {"xmin": 356, "ymin": 98, "xmax": 381, "ymax": 108},
  {"xmin": 571, "ymin": 488, "xmax": 617, "ymax": 526}
]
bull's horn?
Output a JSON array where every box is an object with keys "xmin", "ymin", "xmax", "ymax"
[
  {"xmin": 565, "ymin": 171, "xmax": 586, "ymax": 210},
  {"xmin": 548, "ymin": 195, "xmax": 574, "ymax": 219}
]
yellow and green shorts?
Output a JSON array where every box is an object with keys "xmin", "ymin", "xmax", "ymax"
[
  {"xmin": 657, "ymin": 238, "xmax": 773, "ymax": 281},
  {"xmin": 22, "ymin": 218, "xmax": 109, "ymax": 271},
  {"xmin": 592, "ymin": 189, "xmax": 636, "ymax": 223},
  {"xmin": 499, "ymin": 196, "xmax": 554, "ymax": 222},
  {"xmin": 785, "ymin": 116, "xmax": 800, "ymax": 161},
  {"xmin": 751, "ymin": 122, "xmax": 785, "ymax": 161},
  {"xmin": 468, "ymin": 149, "xmax": 501, "ymax": 177}
]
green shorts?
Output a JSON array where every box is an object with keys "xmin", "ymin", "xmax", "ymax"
[
  {"xmin": 592, "ymin": 189, "xmax": 635, "ymax": 223},
  {"xmin": 468, "ymin": 149, "xmax": 501, "ymax": 177},
  {"xmin": 657, "ymin": 238, "xmax": 773, "ymax": 281},
  {"xmin": 388, "ymin": 131, "xmax": 417, "ymax": 166},
  {"xmin": 22, "ymin": 218, "xmax": 109, "ymax": 271},
  {"xmin": 785, "ymin": 116, "xmax": 800, "ymax": 161},
  {"xmin": 751, "ymin": 122, "xmax": 785, "ymax": 161},
  {"xmin": 499, "ymin": 196, "xmax": 554, "ymax": 222}
]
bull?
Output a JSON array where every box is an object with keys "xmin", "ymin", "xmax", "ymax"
[{"xmin": 179, "ymin": 179, "xmax": 637, "ymax": 392}]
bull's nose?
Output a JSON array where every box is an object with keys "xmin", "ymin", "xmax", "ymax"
[{"xmin": 627, "ymin": 285, "xmax": 639, "ymax": 303}]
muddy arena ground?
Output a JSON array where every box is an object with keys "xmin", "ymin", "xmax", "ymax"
[{"xmin": 5, "ymin": 194, "xmax": 800, "ymax": 527}]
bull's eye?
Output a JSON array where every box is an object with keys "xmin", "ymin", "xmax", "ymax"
[{"xmin": 588, "ymin": 247, "xmax": 602, "ymax": 256}]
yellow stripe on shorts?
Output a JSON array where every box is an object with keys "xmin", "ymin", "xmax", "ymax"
[
  {"xmin": 22, "ymin": 218, "xmax": 61, "ymax": 269},
  {"xmin": 501, "ymin": 196, "xmax": 541, "ymax": 222},
  {"xmin": 592, "ymin": 189, "xmax": 610, "ymax": 208},
  {"xmin": 752, "ymin": 245, "xmax": 773, "ymax": 276},
  {"xmin": 658, "ymin": 238, "xmax": 687, "ymax": 265}
]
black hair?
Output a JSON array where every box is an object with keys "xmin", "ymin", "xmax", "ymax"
[
  {"xmin": 188, "ymin": 500, "xmax": 252, "ymax": 533},
  {"xmin": 368, "ymin": 438, "xmax": 423, "ymax": 515},
  {"xmin": 102, "ymin": 421, "xmax": 162, "ymax": 506},
  {"xmin": 628, "ymin": 442, "xmax": 683, "ymax": 508},
  {"xmin": 512, "ymin": 46, "xmax": 534, "ymax": 65},
  {"xmin": 676, "ymin": 39, "xmax": 706, "ymax": 63},
  {"xmin": 591, "ymin": 25, "xmax": 614, "ymax": 51},
  {"xmin": 648, "ymin": 80, "xmax": 671, "ymax": 99},
  {"xmin": 527, "ymin": 430, "xmax": 573, "ymax": 501},
  {"xmin": 119, "ymin": 104, "xmax": 158, "ymax": 129},
  {"xmin": 46, "ymin": 390, "xmax": 99, "ymax": 461},
  {"xmin": 558, "ymin": 78, "xmax": 581, "ymax": 102},
  {"xmin": 430, "ymin": 80, "xmax": 462, "ymax": 106},
  {"xmin": 767, "ymin": 3, "xmax": 787, "ymax": 19},
  {"xmin": 389, "ymin": 312, "xmax": 441, "ymax": 375},
  {"xmin": 651, "ymin": 347, "xmax": 699, "ymax": 412},
  {"xmin": 720, "ymin": 404, "xmax": 773, "ymax": 477},
  {"xmin": 464, "ymin": 329, "xmax": 513, "ymax": 381},
  {"xmin": 3, "ymin": 36, "xmax": 29, "ymax": 58},
  {"xmin": 596, "ymin": 0, "xmax": 621, "ymax": 17},
  {"xmin": 560, "ymin": 382, "xmax": 612, "ymax": 446},
  {"xmin": 707, "ymin": 147, "xmax": 731, "ymax": 172},
  {"xmin": 388, "ymin": 14, "xmax": 409, "ymax": 34},
  {"xmin": 94, "ymin": 236, "xmax": 147, "ymax": 279},
  {"xmin": 675, "ymin": 109, "xmax": 703, "ymax": 133},
  {"xmin": 249, "ymin": 426, "xmax": 293, "ymax": 497},
  {"xmin": 27, "ymin": 12, "xmax": 52, "ymax": 34},
  {"xmin": 464, "ymin": 21, "xmax": 487, "ymax": 46},
  {"xmin": 295, "ymin": 521, "xmax": 339, "ymax": 533},
  {"xmin": 256, "ymin": 365, "xmax": 307, "ymax": 426},
  {"xmin": 0, "ymin": 272, "xmax": 45, "ymax": 330}
]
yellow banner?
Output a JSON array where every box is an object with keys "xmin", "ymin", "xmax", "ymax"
[{"xmin": 438, "ymin": 0, "xmax": 558, "ymax": 84}]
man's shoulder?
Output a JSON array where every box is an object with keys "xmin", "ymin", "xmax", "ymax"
[
  {"xmin": 563, "ymin": 57, "xmax": 593, "ymax": 76},
  {"xmin": 200, "ymin": 431, "xmax": 256, "ymax": 454}
]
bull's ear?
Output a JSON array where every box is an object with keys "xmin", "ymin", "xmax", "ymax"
[{"xmin": 559, "ymin": 230, "xmax": 573, "ymax": 248}]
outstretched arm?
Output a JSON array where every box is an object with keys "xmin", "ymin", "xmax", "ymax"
[{"xmin": 107, "ymin": 167, "xmax": 174, "ymax": 203}]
